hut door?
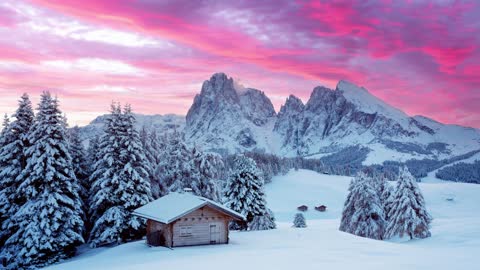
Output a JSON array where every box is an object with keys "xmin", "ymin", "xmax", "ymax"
[{"xmin": 209, "ymin": 223, "xmax": 221, "ymax": 244}]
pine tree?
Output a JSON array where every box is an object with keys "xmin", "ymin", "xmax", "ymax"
[
  {"xmin": 86, "ymin": 134, "xmax": 100, "ymax": 170},
  {"xmin": 2, "ymin": 92, "xmax": 84, "ymax": 269},
  {"xmin": 224, "ymin": 155, "xmax": 271, "ymax": 230},
  {"xmin": 370, "ymin": 173, "xmax": 394, "ymax": 226},
  {"xmin": 117, "ymin": 105, "xmax": 152, "ymax": 238},
  {"xmin": 0, "ymin": 114, "xmax": 11, "ymax": 155},
  {"xmin": 0, "ymin": 114, "xmax": 9, "ymax": 136},
  {"xmin": 68, "ymin": 126, "xmax": 90, "ymax": 238},
  {"xmin": 339, "ymin": 176, "xmax": 359, "ymax": 232},
  {"xmin": 249, "ymin": 208, "xmax": 277, "ymax": 231},
  {"xmin": 385, "ymin": 167, "xmax": 432, "ymax": 240},
  {"xmin": 190, "ymin": 147, "xmax": 223, "ymax": 201},
  {"xmin": 339, "ymin": 172, "xmax": 385, "ymax": 240},
  {"xmin": 380, "ymin": 177, "xmax": 395, "ymax": 223},
  {"xmin": 89, "ymin": 104, "xmax": 152, "ymax": 247},
  {"xmin": 69, "ymin": 127, "xmax": 89, "ymax": 204},
  {"xmin": 153, "ymin": 131, "xmax": 192, "ymax": 196},
  {"xmin": 89, "ymin": 103, "xmax": 123, "ymax": 226},
  {"xmin": 139, "ymin": 127, "xmax": 165, "ymax": 199},
  {"xmin": 139, "ymin": 126, "xmax": 155, "ymax": 171},
  {"xmin": 350, "ymin": 177, "xmax": 385, "ymax": 240},
  {"xmin": 0, "ymin": 94, "xmax": 34, "ymax": 249},
  {"xmin": 293, "ymin": 213, "xmax": 307, "ymax": 228},
  {"xmin": 0, "ymin": 115, "xmax": 13, "ymax": 241}
]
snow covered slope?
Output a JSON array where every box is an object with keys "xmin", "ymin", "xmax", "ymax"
[
  {"xmin": 77, "ymin": 113, "xmax": 185, "ymax": 146},
  {"xmin": 46, "ymin": 170, "xmax": 480, "ymax": 270}
]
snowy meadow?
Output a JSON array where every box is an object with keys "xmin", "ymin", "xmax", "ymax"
[{"xmin": 44, "ymin": 170, "xmax": 480, "ymax": 270}]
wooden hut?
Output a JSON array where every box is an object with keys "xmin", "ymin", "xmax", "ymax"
[
  {"xmin": 315, "ymin": 205, "xmax": 327, "ymax": 212},
  {"xmin": 132, "ymin": 192, "xmax": 245, "ymax": 248}
]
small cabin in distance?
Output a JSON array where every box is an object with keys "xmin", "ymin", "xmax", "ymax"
[
  {"xmin": 297, "ymin": 205, "xmax": 308, "ymax": 212},
  {"xmin": 132, "ymin": 192, "xmax": 245, "ymax": 248}
]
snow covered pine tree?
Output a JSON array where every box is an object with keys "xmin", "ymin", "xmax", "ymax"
[
  {"xmin": 249, "ymin": 208, "xmax": 277, "ymax": 231},
  {"xmin": 0, "ymin": 114, "xmax": 12, "ymax": 247},
  {"xmin": 385, "ymin": 167, "xmax": 432, "ymax": 240},
  {"xmin": 378, "ymin": 175, "xmax": 395, "ymax": 225},
  {"xmin": 153, "ymin": 130, "xmax": 192, "ymax": 196},
  {"xmin": 293, "ymin": 213, "xmax": 307, "ymax": 228},
  {"xmin": 2, "ymin": 92, "xmax": 84, "ymax": 269},
  {"xmin": 139, "ymin": 128, "xmax": 166, "ymax": 199},
  {"xmin": 339, "ymin": 172, "xmax": 385, "ymax": 240},
  {"xmin": 190, "ymin": 146, "xmax": 223, "ymax": 201},
  {"xmin": 69, "ymin": 125, "xmax": 90, "ymax": 232},
  {"xmin": 89, "ymin": 103, "xmax": 152, "ymax": 247},
  {"xmin": 0, "ymin": 94, "xmax": 35, "ymax": 252},
  {"xmin": 339, "ymin": 175, "xmax": 358, "ymax": 233},
  {"xmin": 224, "ymin": 155, "xmax": 276, "ymax": 231}
]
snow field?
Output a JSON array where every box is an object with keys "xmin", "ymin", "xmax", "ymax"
[{"xmin": 46, "ymin": 169, "xmax": 480, "ymax": 270}]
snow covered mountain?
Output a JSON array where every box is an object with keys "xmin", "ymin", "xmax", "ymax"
[
  {"xmin": 77, "ymin": 72, "xmax": 480, "ymax": 164},
  {"xmin": 184, "ymin": 73, "xmax": 480, "ymax": 163},
  {"xmin": 185, "ymin": 73, "xmax": 277, "ymax": 154}
]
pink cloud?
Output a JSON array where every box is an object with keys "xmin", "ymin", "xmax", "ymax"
[{"xmin": 0, "ymin": 0, "xmax": 477, "ymax": 128}]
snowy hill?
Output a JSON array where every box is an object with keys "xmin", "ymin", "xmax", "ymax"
[
  {"xmin": 77, "ymin": 113, "xmax": 185, "ymax": 146},
  {"xmin": 45, "ymin": 170, "xmax": 480, "ymax": 270}
]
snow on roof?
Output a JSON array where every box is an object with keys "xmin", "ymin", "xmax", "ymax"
[{"xmin": 132, "ymin": 192, "xmax": 245, "ymax": 224}]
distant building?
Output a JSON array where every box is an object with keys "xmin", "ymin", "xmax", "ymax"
[
  {"xmin": 315, "ymin": 205, "xmax": 327, "ymax": 212},
  {"xmin": 132, "ymin": 192, "xmax": 245, "ymax": 248},
  {"xmin": 297, "ymin": 205, "xmax": 308, "ymax": 212}
]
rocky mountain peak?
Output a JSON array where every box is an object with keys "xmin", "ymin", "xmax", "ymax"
[
  {"xmin": 239, "ymin": 88, "xmax": 276, "ymax": 126},
  {"xmin": 196, "ymin": 72, "xmax": 238, "ymax": 104},
  {"xmin": 279, "ymin": 95, "xmax": 304, "ymax": 115},
  {"xmin": 185, "ymin": 72, "xmax": 278, "ymax": 153},
  {"xmin": 306, "ymin": 86, "xmax": 346, "ymax": 112},
  {"xmin": 183, "ymin": 73, "xmax": 480, "ymax": 158}
]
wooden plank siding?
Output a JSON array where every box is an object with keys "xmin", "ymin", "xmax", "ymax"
[
  {"xmin": 146, "ymin": 220, "xmax": 173, "ymax": 247},
  {"xmin": 145, "ymin": 205, "xmax": 232, "ymax": 247},
  {"xmin": 172, "ymin": 206, "xmax": 229, "ymax": 247}
]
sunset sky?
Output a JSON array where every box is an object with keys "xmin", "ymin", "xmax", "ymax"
[{"xmin": 0, "ymin": 0, "xmax": 479, "ymax": 127}]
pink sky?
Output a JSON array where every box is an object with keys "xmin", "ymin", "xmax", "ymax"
[{"xmin": 0, "ymin": 0, "xmax": 479, "ymax": 127}]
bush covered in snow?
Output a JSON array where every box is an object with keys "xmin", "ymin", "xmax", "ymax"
[{"xmin": 293, "ymin": 213, "xmax": 307, "ymax": 228}]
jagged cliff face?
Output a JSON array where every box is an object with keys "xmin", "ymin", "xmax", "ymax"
[
  {"xmin": 274, "ymin": 95, "xmax": 306, "ymax": 154},
  {"xmin": 273, "ymin": 82, "xmax": 421, "ymax": 155},
  {"xmin": 185, "ymin": 73, "xmax": 276, "ymax": 153},
  {"xmin": 183, "ymin": 73, "xmax": 480, "ymax": 161}
]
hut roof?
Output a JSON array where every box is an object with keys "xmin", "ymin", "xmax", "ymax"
[{"xmin": 132, "ymin": 192, "xmax": 245, "ymax": 224}]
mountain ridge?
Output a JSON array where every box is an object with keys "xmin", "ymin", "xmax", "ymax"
[{"xmin": 79, "ymin": 72, "xmax": 480, "ymax": 165}]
